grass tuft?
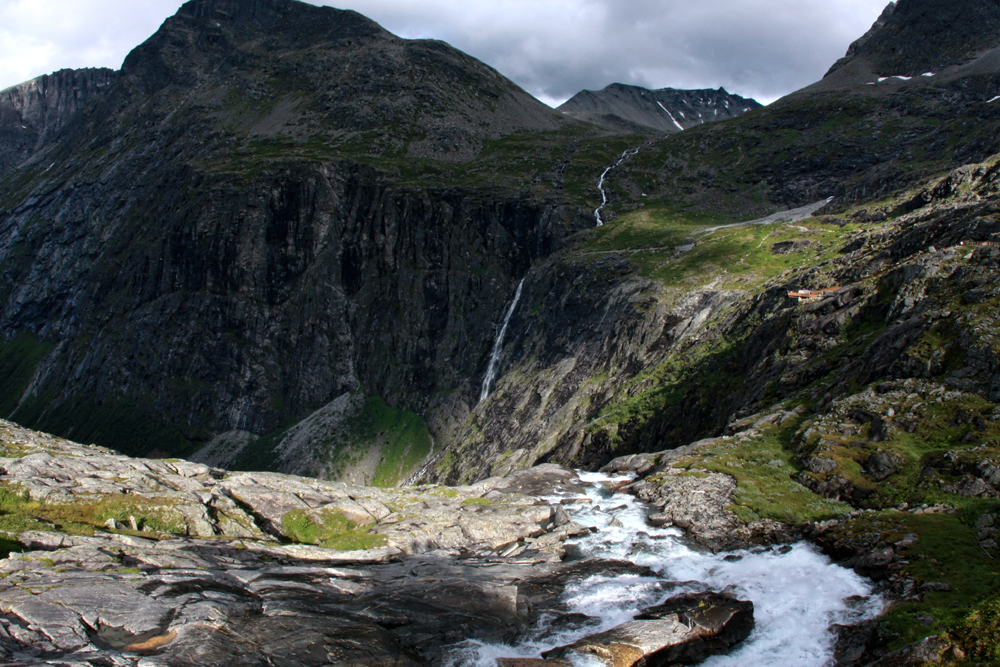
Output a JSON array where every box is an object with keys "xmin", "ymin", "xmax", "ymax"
[{"xmin": 281, "ymin": 508, "xmax": 387, "ymax": 551}]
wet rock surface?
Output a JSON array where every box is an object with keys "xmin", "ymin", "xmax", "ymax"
[
  {"xmin": 602, "ymin": 436, "xmax": 798, "ymax": 553},
  {"xmin": 0, "ymin": 530, "xmax": 662, "ymax": 666},
  {"xmin": 543, "ymin": 592, "xmax": 754, "ymax": 667}
]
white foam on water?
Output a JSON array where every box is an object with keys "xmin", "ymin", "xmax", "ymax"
[
  {"xmin": 666, "ymin": 543, "xmax": 882, "ymax": 667},
  {"xmin": 444, "ymin": 471, "xmax": 881, "ymax": 666}
]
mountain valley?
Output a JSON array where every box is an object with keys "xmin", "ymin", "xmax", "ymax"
[{"xmin": 2, "ymin": 0, "xmax": 1000, "ymax": 664}]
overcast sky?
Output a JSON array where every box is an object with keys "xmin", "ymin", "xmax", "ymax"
[{"xmin": 0, "ymin": 0, "xmax": 889, "ymax": 105}]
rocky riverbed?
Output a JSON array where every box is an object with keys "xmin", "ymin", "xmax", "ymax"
[
  {"xmin": 0, "ymin": 422, "xmax": 908, "ymax": 667},
  {"xmin": 0, "ymin": 418, "xmax": 896, "ymax": 667},
  {"xmin": 0, "ymin": 419, "xmax": 753, "ymax": 666}
]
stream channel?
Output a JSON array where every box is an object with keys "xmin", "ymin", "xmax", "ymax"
[{"xmin": 445, "ymin": 471, "xmax": 883, "ymax": 667}]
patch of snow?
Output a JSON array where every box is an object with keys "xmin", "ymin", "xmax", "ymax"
[
  {"xmin": 922, "ymin": 72, "xmax": 935, "ymax": 77},
  {"xmin": 656, "ymin": 101, "xmax": 684, "ymax": 131},
  {"xmin": 988, "ymin": 96, "xmax": 1000, "ymax": 103},
  {"xmin": 876, "ymin": 75, "xmax": 912, "ymax": 84}
]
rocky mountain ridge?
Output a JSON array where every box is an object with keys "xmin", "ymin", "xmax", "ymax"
[
  {"xmin": 0, "ymin": 0, "xmax": 607, "ymax": 477},
  {"xmin": 827, "ymin": 0, "xmax": 1000, "ymax": 78},
  {"xmin": 815, "ymin": 0, "xmax": 1000, "ymax": 93},
  {"xmin": 0, "ymin": 68, "xmax": 115, "ymax": 175},
  {"xmin": 558, "ymin": 83, "xmax": 760, "ymax": 134}
]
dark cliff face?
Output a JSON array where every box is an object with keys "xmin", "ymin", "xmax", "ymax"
[
  {"xmin": 0, "ymin": 0, "xmax": 587, "ymax": 457},
  {"xmin": 558, "ymin": 84, "xmax": 761, "ymax": 135},
  {"xmin": 0, "ymin": 68, "xmax": 116, "ymax": 176},
  {"xmin": 826, "ymin": 0, "xmax": 1000, "ymax": 78},
  {"xmin": 0, "ymin": 159, "xmax": 569, "ymax": 453}
]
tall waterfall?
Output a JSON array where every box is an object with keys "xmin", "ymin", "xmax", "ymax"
[
  {"xmin": 479, "ymin": 279, "xmax": 526, "ymax": 403},
  {"xmin": 595, "ymin": 147, "xmax": 642, "ymax": 226}
]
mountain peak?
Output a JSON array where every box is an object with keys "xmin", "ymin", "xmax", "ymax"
[
  {"xmin": 179, "ymin": 0, "xmax": 294, "ymax": 16},
  {"xmin": 171, "ymin": 0, "xmax": 387, "ymax": 40},
  {"xmin": 558, "ymin": 83, "xmax": 760, "ymax": 134},
  {"xmin": 826, "ymin": 0, "xmax": 1000, "ymax": 77}
]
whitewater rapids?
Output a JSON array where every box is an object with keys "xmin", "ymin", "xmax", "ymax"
[{"xmin": 445, "ymin": 471, "xmax": 882, "ymax": 667}]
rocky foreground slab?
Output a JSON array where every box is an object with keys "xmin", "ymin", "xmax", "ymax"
[{"xmin": 0, "ymin": 420, "xmax": 753, "ymax": 666}]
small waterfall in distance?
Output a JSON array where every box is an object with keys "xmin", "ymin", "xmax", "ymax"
[
  {"xmin": 479, "ymin": 279, "xmax": 526, "ymax": 403},
  {"xmin": 595, "ymin": 146, "xmax": 642, "ymax": 226}
]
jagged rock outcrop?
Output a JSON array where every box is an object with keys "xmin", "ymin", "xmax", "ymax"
[
  {"xmin": 559, "ymin": 83, "xmax": 760, "ymax": 134},
  {"xmin": 0, "ymin": 68, "xmax": 115, "ymax": 175}
]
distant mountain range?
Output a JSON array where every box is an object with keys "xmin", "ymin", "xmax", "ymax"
[{"xmin": 558, "ymin": 83, "xmax": 761, "ymax": 134}]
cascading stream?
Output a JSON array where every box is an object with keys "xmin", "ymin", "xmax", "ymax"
[
  {"xmin": 446, "ymin": 472, "xmax": 883, "ymax": 667},
  {"xmin": 595, "ymin": 147, "xmax": 641, "ymax": 226},
  {"xmin": 479, "ymin": 278, "xmax": 526, "ymax": 403}
]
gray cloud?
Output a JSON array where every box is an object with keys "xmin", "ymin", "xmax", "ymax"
[
  {"xmin": 331, "ymin": 0, "xmax": 889, "ymax": 104},
  {"xmin": 0, "ymin": 0, "xmax": 185, "ymax": 91},
  {"xmin": 1, "ymin": 0, "xmax": 888, "ymax": 105}
]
